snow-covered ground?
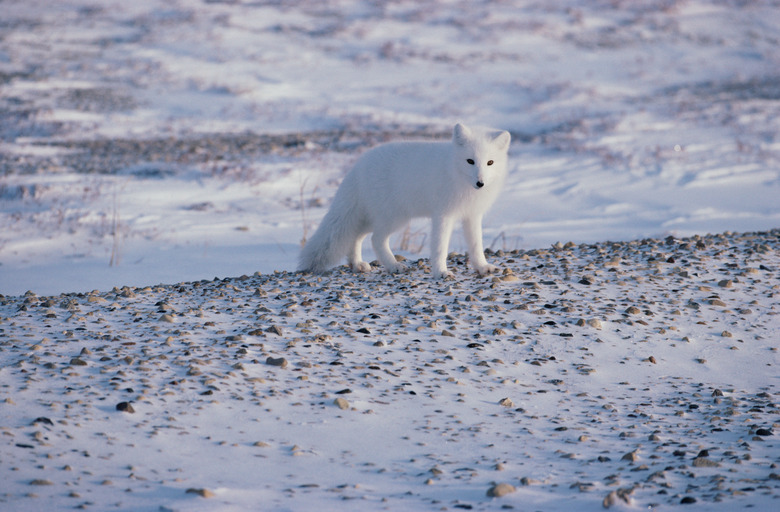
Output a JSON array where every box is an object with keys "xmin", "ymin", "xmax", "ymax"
[
  {"xmin": 1, "ymin": 231, "xmax": 779, "ymax": 511},
  {"xmin": 0, "ymin": 1, "xmax": 778, "ymax": 511}
]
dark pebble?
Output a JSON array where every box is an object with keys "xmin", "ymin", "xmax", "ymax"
[
  {"xmin": 116, "ymin": 402, "xmax": 135, "ymax": 413},
  {"xmin": 756, "ymin": 428, "xmax": 773, "ymax": 436},
  {"xmin": 266, "ymin": 356, "xmax": 288, "ymax": 368},
  {"xmin": 680, "ymin": 496, "xmax": 696, "ymax": 504}
]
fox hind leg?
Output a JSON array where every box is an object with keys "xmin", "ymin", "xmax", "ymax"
[
  {"xmin": 348, "ymin": 233, "xmax": 371, "ymax": 272},
  {"xmin": 371, "ymin": 227, "xmax": 404, "ymax": 273}
]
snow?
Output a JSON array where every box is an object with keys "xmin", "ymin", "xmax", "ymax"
[{"xmin": 0, "ymin": 0, "xmax": 778, "ymax": 510}]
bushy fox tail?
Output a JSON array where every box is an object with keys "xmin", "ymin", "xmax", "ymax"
[{"xmin": 298, "ymin": 185, "xmax": 363, "ymax": 273}]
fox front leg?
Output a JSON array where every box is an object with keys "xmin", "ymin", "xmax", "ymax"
[
  {"xmin": 463, "ymin": 215, "xmax": 499, "ymax": 275},
  {"xmin": 430, "ymin": 216, "xmax": 455, "ymax": 279}
]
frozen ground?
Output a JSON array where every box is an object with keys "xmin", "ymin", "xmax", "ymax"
[
  {"xmin": 0, "ymin": 1, "xmax": 779, "ymax": 511},
  {"xmin": 0, "ymin": 0, "xmax": 778, "ymax": 295},
  {"xmin": 1, "ymin": 231, "xmax": 779, "ymax": 511}
]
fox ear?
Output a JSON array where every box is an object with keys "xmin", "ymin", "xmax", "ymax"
[
  {"xmin": 492, "ymin": 130, "xmax": 511, "ymax": 150},
  {"xmin": 453, "ymin": 123, "xmax": 471, "ymax": 146}
]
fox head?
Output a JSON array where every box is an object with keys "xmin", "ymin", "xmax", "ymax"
[{"xmin": 453, "ymin": 123, "xmax": 511, "ymax": 190}]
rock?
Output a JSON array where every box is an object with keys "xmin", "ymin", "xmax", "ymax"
[
  {"xmin": 621, "ymin": 450, "xmax": 638, "ymax": 462},
  {"xmin": 69, "ymin": 358, "xmax": 87, "ymax": 366},
  {"xmin": 486, "ymin": 482, "xmax": 516, "ymax": 497},
  {"xmin": 587, "ymin": 318, "xmax": 603, "ymax": 329},
  {"xmin": 498, "ymin": 397, "xmax": 514, "ymax": 407},
  {"xmin": 603, "ymin": 487, "xmax": 634, "ymax": 508},
  {"xmin": 717, "ymin": 279, "xmax": 733, "ymax": 288},
  {"xmin": 116, "ymin": 401, "xmax": 135, "ymax": 413},
  {"xmin": 30, "ymin": 479, "xmax": 53, "ymax": 486},
  {"xmin": 334, "ymin": 397, "xmax": 350, "ymax": 410},
  {"xmin": 692, "ymin": 457, "xmax": 720, "ymax": 467},
  {"xmin": 186, "ymin": 488, "xmax": 215, "ymax": 498},
  {"xmin": 266, "ymin": 325, "xmax": 283, "ymax": 336},
  {"xmin": 680, "ymin": 496, "xmax": 697, "ymax": 504},
  {"xmin": 625, "ymin": 306, "xmax": 641, "ymax": 315},
  {"xmin": 266, "ymin": 357, "xmax": 288, "ymax": 368},
  {"xmin": 159, "ymin": 314, "xmax": 175, "ymax": 323}
]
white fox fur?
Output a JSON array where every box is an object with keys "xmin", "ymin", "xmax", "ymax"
[{"xmin": 298, "ymin": 123, "xmax": 511, "ymax": 278}]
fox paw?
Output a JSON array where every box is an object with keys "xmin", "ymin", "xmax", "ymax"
[
  {"xmin": 385, "ymin": 263, "xmax": 407, "ymax": 274},
  {"xmin": 351, "ymin": 261, "xmax": 371, "ymax": 273},
  {"xmin": 433, "ymin": 269, "xmax": 455, "ymax": 279},
  {"xmin": 475, "ymin": 264, "xmax": 500, "ymax": 276}
]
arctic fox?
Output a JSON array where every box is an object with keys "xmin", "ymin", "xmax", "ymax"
[{"xmin": 298, "ymin": 123, "xmax": 511, "ymax": 278}]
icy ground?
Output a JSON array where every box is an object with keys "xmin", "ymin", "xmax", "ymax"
[
  {"xmin": 0, "ymin": 1, "xmax": 779, "ymax": 511},
  {"xmin": 0, "ymin": 0, "xmax": 779, "ymax": 295},
  {"xmin": 1, "ymin": 231, "xmax": 779, "ymax": 511}
]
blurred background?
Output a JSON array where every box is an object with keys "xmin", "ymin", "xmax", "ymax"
[{"xmin": 1, "ymin": 0, "xmax": 778, "ymax": 294}]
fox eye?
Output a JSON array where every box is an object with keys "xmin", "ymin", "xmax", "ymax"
[
  {"xmin": 466, "ymin": 159, "xmax": 475, "ymax": 165},
  {"xmin": 487, "ymin": 160, "xmax": 494, "ymax": 166}
]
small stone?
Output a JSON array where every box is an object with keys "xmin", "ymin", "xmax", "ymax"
[
  {"xmin": 159, "ymin": 314, "xmax": 175, "ymax": 323},
  {"xmin": 30, "ymin": 479, "xmax": 53, "ymax": 486},
  {"xmin": 266, "ymin": 357, "xmax": 288, "ymax": 368},
  {"xmin": 721, "ymin": 331, "xmax": 733, "ymax": 338},
  {"xmin": 680, "ymin": 496, "xmax": 696, "ymax": 504},
  {"xmin": 441, "ymin": 330, "xmax": 455, "ymax": 337},
  {"xmin": 709, "ymin": 299, "xmax": 727, "ymax": 307},
  {"xmin": 717, "ymin": 279, "xmax": 733, "ymax": 288},
  {"xmin": 69, "ymin": 358, "xmax": 87, "ymax": 366},
  {"xmin": 334, "ymin": 397, "xmax": 350, "ymax": 410},
  {"xmin": 266, "ymin": 325, "xmax": 283, "ymax": 336},
  {"xmin": 586, "ymin": 318, "xmax": 603, "ymax": 329},
  {"xmin": 647, "ymin": 355, "xmax": 657, "ymax": 364},
  {"xmin": 692, "ymin": 457, "xmax": 720, "ymax": 467},
  {"xmin": 603, "ymin": 487, "xmax": 634, "ymax": 508},
  {"xmin": 756, "ymin": 428, "xmax": 773, "ymax": 436},
  {"xmin": 621, "ymin": 450, "xmax": 638, "ymax": 462},
  {"xmin": 252, "ymin": 441, "xmax": 270, "ymax": 447},
  {"xmin": 116, "ymin": 402, "xmax": 135, "ymax": 413},
  {"xmin": 186, "ymin": 488, "xmax": 215, "ymax": 498},
  {"xmin": 498, "ymin": 397, "xmax": 513, "ymax": 407},
  {"xmin": 625, "ymin": 306, "xmax": 641, "ymax": 315},
  {"xmin": 486, "ymin": 482, "xmax": 516, "ymax": 497}
]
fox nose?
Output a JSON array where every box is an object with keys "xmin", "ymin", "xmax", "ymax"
[{"xmin": 476, "ymin": 181, "xmax": 484, "ymax": 189}]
